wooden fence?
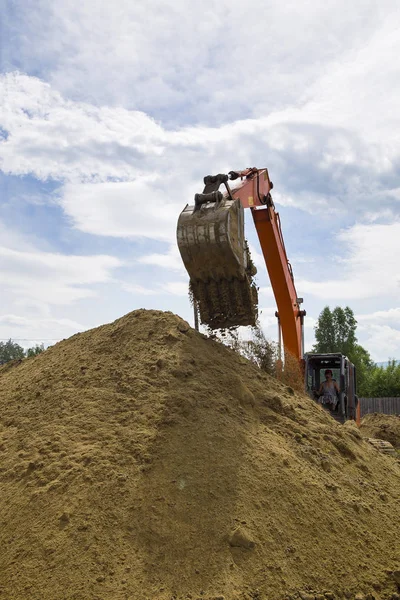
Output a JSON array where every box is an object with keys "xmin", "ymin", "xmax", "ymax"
[{"xmin": 359, "ymin": 397, "xmax": 400, "ymax": 417}]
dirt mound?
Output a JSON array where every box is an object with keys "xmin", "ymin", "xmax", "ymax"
[
  {"xmin": 0, "ymin": 310, "xmax": 400, "ymax": 600},
  {"xmin": 360, "ymin": 413, "xmax": 400, "ymax": 449}
]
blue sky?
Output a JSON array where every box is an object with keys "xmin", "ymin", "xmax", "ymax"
[{"xmin": 0, "ymin": 0, "xmax": 399, "ymax": 361}]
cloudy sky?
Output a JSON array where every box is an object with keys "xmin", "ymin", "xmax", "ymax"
[{"xmin": 0, "ymin": 0, "xmax": 399, "ymax": 361}]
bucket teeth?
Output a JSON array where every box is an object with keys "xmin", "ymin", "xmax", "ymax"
[
  {"xmin": 177, "ymin": 197, "xmax": 258, "ymax": 329},
  {"xmin": 190, "ymin": 278, "xmax": 258, "ymax": 329}
]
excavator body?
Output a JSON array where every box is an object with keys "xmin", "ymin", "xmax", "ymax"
[
  {"xmin": 177, "ymin": 168, "xmax": 304, "ymax": 360},
  {"xmin": 177, "ymin": 167, "xmax": 359, "ymax": 423}
]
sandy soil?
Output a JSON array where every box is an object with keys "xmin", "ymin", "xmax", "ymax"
[
  {"xmin": 0, "ymin": 310, "xmax": 399, "ymax": 600},
  {"xmin": 360, "ymin": 414, "xmax": 400, "ymax": 449}
]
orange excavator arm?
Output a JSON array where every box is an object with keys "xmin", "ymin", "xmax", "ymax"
[
  {"xmin": 177, "ymin": 167, "xmax": 305, "ymax": 361},
  {"xmin": 228, "ymin": 168, "xmax": 306, "ymax": 361}
]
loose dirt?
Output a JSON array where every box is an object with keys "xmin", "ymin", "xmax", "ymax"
[
  {"xmin": 0, "ymin": 310, "xmax": 399, "ymax": 600},
  {"xmin": 360, "ymin": 414, "xmax": 400, "ymax": 450}
]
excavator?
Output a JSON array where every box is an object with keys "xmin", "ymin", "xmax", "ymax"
[{"xmin": 177, "ymin": 167, "xmax": 359, "ymax": 424}]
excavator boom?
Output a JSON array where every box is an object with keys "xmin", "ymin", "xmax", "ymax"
[{"xmin": 251, "ymin": 202, "xmax": 305, "ymax": 360}]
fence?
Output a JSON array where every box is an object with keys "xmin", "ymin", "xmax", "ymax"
[{"xmin": 359, "ymin": 397, "xmax": 400, "ymax": 418}]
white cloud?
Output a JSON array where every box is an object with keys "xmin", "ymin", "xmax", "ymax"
[
  {"xmin": 247, "ymin": 243, "xmax": 265, "ymax": 271},
  {"xmin": 0, "ymin": 314, "xmax": 87, "ymax": 349},
  {"xmin": 1, "ymin": 69, "xmax": 400, "ymax": 228},
  {"xmin": 121, "ymin": 283, "xmax": 158, "ymax": 296},
  {"xmin": 162, "ymin": 281, "xmax": 189, "ymax": 296},
  {"xmin": 7, "ymin": 0, "xmax": 398, "ymax": 127},
  {"xmin": 0, "ymin": 314, "xmax": 84, "ymax": 329},
  {"xmin": 359, "ymin": 325, "xmax": 400, "ymax": 363},
  {"xmin": 121, "ymin": 280, "xmax": 189, "ymax": 297},
  {"xmin": 137, "ymin": 244, "xmax": 185, "ymax": 272},
  {"xmin": 301, "ymin": 315, "xmax": 318, "ymax": 355},
  {"xmin": 298, "ymin": 18, "xmax": 400, "ymax": 147},
  {"xmin": 0, "ymin": 217, "xmax": 40, "ymax": 253},
  {"xmin": 0, "ymin": 73, "xmax": 165, "ymax": 182},
  {"xmin": 355, "ymin": 308, "xmax": 400, "ymax": 362},
  {"xmin": 258, "ymin": 307, "xmax": 278, "ymax": 331},
  {"xmin": 0, "ymin": 245, "xmax": 122, "ymax": 305},
  {"xmin": 297, "ymin": 221, "xmax": 400, "ymax": 301},
  {"xmin": 357, "ymin": 307, "xmax": 400, "ymax": 327},
  {"xmin": 258, "ymin": 286, "xmax": 274, "ymax": 301},
  {"xmin": 61, "ymin": 180, "xmax": 181, "ymax": 242}
]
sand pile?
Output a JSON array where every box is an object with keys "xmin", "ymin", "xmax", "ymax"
[
  {"xmin": 360, "ymin": 414, "xmax": 400, "ymax": 450},
  {"xmin": 0, "ymin": 310, "xmax": 400, "ymax": 600}
]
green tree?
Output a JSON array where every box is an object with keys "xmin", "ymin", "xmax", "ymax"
[
  {"xmin": 350, "ymin": 343, "xmax": 375, "ymax": 396},
  {"xmin": 337, "ymin": 306, "xmax": 357, "ymax": 356},
  {"xmin": 313, "ymin": 306, "xmax": 357, "ymax": 356},
  {"xmin": 0, "ymin": 339, "xmax": 25, "ymax": 363},
  {"xmin": 25, "ymin": 344, "xmax": 45, "ymax": 358},
  {"xmin": 313, "ymin": 306, "xmax": 335, "ymax": 352},
  {"xmin": 365, "ymin": 360, "xmax": 400, "ymax": 397}
]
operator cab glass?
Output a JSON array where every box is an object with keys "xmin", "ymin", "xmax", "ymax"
[{"xmin": 304, "ymin": 353, "xmax": 357, "ymax": 422}]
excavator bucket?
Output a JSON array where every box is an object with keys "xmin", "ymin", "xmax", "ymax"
[{"xmin": 177, "ymin": 195, "xmax": 258, "ymax": 329}]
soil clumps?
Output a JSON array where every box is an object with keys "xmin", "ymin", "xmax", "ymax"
[{"xmin": 0, "ymin": 310, "xmax": 399, "ymax": 600}]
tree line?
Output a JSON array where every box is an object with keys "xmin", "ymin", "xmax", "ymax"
[
  {"xmin": 313, "ymin": 306, "xmax": 400, "ymax": 397},
  {"xmin": 0, "ymin": 339, "xmax": 45, "ymax": 364}
]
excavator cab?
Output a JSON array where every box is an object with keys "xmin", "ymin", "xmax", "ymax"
[
  {"xmin": 177, "ymin": 174, "xmax": 258, "ymax": 329},
  {"xmin": 305, "ymin": 353, "xmax": 358, "ymax": 423}
]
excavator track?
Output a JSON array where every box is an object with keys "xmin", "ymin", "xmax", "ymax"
[
  {"xmin": 367, "ymin": 438, "xmax": 398, "ymax": 457},
  {"xmin": 177, "ymin": 196, "xmax": 258, "ymax": 329}
]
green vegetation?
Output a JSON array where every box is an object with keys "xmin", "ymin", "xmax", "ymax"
[
  {"xmin": 238, "ymin": 325, "xmax": 277, "ymax": 375},
  {"xmin": 0, "ymin": 339, "xmax": 25, "ymax": 363},
  {"xmin": 0, "ymin": 339, "xmax": 45, "ymax": 364},
  {"xmin": 364, "ymin": 359, "xmax": 400, "ymax": 397},
  {"xmin": 222, "ymin": 325, "xmax": 277, "ymax": 376},
  {"xmin": 25, "ymin": 344, "xmax": 46, "ymax": 358}
]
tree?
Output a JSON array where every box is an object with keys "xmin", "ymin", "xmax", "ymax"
[
  {"xmin": 313, "ymin": 306, "xmax": 357, "ymax": 356},
  {"xmin": 349, "ymin": 343, "xmax": 374, "ymax": 396},
  {"xmin": 0, "ymin": 340, "xmax": 46, "ymax": 365},
  {"xmin": 336, "ymin": 306, "xmax": 357, "ymax": 357},
  {"xmin": 0, "ymin": 339, "xmax": 25, "ymax": 363},
  {"xmin": 313, "ymin": 306, "xmax": 336, "ymax": 353},
  {"xmin": 26, "ymin": 344, "xmax": 45, "ymax": 358},
  {"xmin": 365, "ymin": 360, "xmax": 400, "ymax": 397}
]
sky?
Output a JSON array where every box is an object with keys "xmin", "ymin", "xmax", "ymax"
[{"xmin": 0, "ymin": 0, "xmax": 399, "ymax": 362}]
